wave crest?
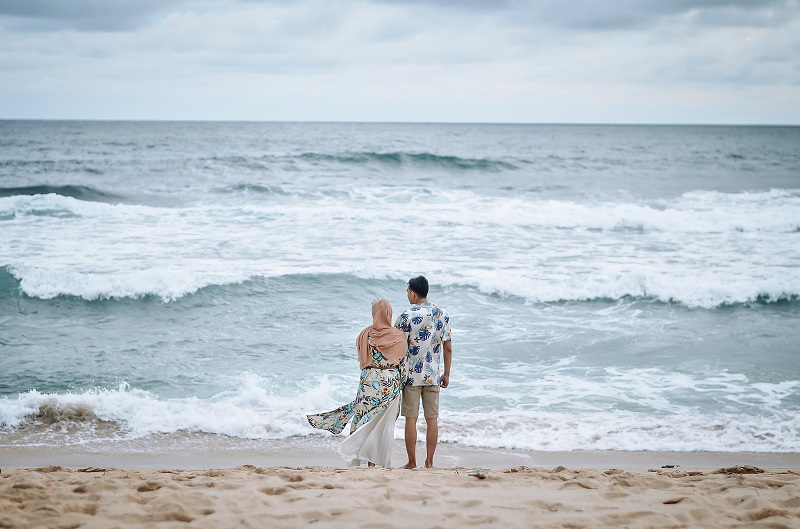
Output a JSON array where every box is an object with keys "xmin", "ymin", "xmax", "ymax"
[
  {"xmin": 35, "ymin": 400, "xmax": 97, "ymax": 424},
  {"xmin": 2, "ymin": 372, "xmax": 798, "ymax": 452},
  {"xmin": 0, "ymin": 375, "xmax": 324, "ymax": 440},
  {"xmin": 0, "ymin": 185, "xmax": 120, "ymax": 203},
  {"xmin": 2, "ymin": 189, "xmax": 798, "ymax": 308},
  {"xmin": 297, "ymin": 151, "xmax": 518, "ymax": 171}
]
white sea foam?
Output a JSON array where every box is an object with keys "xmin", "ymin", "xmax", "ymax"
[
  {"xmin": 0, "ymin": 374, "xmax": 331, "ymax": 442},
  {"xmin": 1, "ymin": 189, "xmax": 799, "ymax": 306},
  {"xmin": 2, "ymin": 369, "xmax": 797, "ymax": 452},
  {"xmin": 440, "ymin": 409, "xmax": 800, "ymax": 452}
]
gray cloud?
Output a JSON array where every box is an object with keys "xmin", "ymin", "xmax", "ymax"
[
  {"xmin": 375, "ymin": 0, "xmax": 513, "ymax": 9},
  {"xmin": 4, "ymin": 0, "xmax": 797, "ymax": 33},
  {"xmin": 0, "ymin": 0, "xmax": 190, "ymax": 31},
  {"xmin": 0, "ymin": 0, "xmax": 797, "ymax": 122},
  {"xmin": 556, "ymin": 0, "xmax": 795, "ymax": 30},
  {"xmin": 376, "ymin": 0, "xmax": 798, "ymax": 30}
]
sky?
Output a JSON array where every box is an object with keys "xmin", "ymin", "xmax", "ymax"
[{"xmin": 1, "ymin": 0, "xmax": 799, "ymax": 124}]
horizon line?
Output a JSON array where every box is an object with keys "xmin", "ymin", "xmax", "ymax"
[{"xmin": 1, "ymin": 118, "xmax": 799, "ymax": 127}]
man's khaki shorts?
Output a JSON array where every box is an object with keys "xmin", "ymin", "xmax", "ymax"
[{"xmin": 401, "ymin": 385, "xmax": 440, "ymax": 418}]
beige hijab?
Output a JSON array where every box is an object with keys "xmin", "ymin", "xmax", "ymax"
[{"xmin": 356, "ymin": 299, "xmax": 408, "ymax": 368}]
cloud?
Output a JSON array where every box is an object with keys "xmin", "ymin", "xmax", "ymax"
[
  {"xmin": 375, "ymin": 0, "xmax": 513, "ymax": 10},
  {"xmin": 0, "ymin": 0, "xmax": 797, "ymax": 122},
  {"xmin": 8, "ymin": 0, "xmax": 798, "ymax": 34},
  {"xmin": 537, "ymin": 0, "xmax": 797, "ymax": 30},
  {"xmin": 376, "ymin": 0, "xmax": 799, "ymax": 31},
  {"xmin": 0, "ymin": 0, "xmax": 191, "ymax": 31}
]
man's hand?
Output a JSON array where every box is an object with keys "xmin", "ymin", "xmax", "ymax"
[{"xmin": 441, "ymin": 340, "xmax": 452, "ymax": 388}]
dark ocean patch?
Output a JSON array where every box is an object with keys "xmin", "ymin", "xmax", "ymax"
[
  {"xmin": 0, "ymin": 266, "xmax": 20, "ymax": 298},
  {"xmin": 297, "ymin": 151, "xmax": 519, "ymax": 171},
  {"xmin": 748, "ymin": 293, "xmax": 800, "ymax": 306},
  {"xmin": 469, "ymin": 288, "xmax": 800, "ymax": 310},
  {"xmin": 217, "ymin": 184, "xmax": 289, "ymax": 196},
  {"xmin": 185, "ymin": 272, "xmax": 398, "ymax": 301},
  {"xmin": 617, "ymin": 293, "xmax": 800, "ymax": 309},
  {"xmin": 0, "ymin": 158, "xmax": 105, "ymax": 175},
  {"xmin": 0, "ymin": 185, "xmax": 121, "ymax": 203}
]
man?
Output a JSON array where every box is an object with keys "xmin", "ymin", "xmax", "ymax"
[{"xmin": 395, "ymin": 275, "xmax": 452, "ymax": 469}]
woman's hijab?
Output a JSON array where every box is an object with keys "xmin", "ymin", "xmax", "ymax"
[{"xmin": 356, "ymin": 298, "xmax": 408, "ymax": 368}]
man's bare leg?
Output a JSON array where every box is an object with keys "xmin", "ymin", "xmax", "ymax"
[
  {"xmin": 403, "ymin": 416, "xmax": 418, "ymax": 469},
  {"xmin": 424, "ymin": 417, "xmax": 438, "ymax": 468}
]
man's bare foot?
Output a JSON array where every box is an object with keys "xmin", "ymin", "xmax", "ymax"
[
  {"xmin": 424, "ymin": 460, "xmax": 434, "ymax": 468},
  {"xmin": 402, "ymin": 462, "xmax": 416, "ymax": 469}
]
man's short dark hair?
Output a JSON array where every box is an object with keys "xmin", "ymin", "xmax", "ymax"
[{"xmin": 408, "ymin": 276, "xmax": 429, "ymax": 298}]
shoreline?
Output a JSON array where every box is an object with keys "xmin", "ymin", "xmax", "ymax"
[
  {"xmin": 4, "ymin": 437, "xmax": 799, "ymax": 528},
  {"xmin": 3, "ymin": 437, "xmax": 798, "ymax": 470}
]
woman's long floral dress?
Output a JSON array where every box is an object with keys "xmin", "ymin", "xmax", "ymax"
[{"xmin": 307, "ymin": 345, "xmax": 403, "ymax": 436}]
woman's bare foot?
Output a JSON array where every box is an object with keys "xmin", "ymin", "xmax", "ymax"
[{"xmin": 402, "ymin": 462, "xmax": 416, "ymax": 469}]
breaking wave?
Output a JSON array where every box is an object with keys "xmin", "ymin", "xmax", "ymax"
[
  {"xmin": 294, "ymin": 151, "xmax": 519, "ymax": 171},
  {"xmin": 0, "ymin": 185, "xmax": 120, "ymax": 203},
  {"xmin": 2, "ymin": 370, "xmax": 798, "ymax": 452},
  {"xmin": 1, "ymin": 189, "xmax": 798, "ymax": 307}
]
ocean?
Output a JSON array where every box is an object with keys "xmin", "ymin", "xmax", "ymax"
[{"xmin": 1, "ymin": 121, "xmax": 799, "ymax": 459}]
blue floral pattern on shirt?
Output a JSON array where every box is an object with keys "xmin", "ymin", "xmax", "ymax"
[{"xmin": 395, "ymin": 303, "xmax": 451, "ymax": 387}]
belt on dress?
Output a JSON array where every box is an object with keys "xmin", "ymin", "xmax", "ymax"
[{"xmin": 365, "ymin": 365, "xmax": 399, "ymax": 370}]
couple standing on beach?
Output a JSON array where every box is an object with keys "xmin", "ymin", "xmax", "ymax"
[{"xmin": 307, "ymin": 276, "xmax": 452, "ymax": 469}]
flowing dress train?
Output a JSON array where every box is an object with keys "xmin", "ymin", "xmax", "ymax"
[{"xmin": 307, "ymin": 345, "xmax": 403, "ymax": 467}]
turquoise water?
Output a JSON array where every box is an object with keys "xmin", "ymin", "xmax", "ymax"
[{"xmin": 1, "ymin": 121, "xmax": 799, "ymax": 453}]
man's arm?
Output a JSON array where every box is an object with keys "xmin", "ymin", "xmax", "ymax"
[{"xmin": 440, "ymin": 340, "xmax": 452, "ymax": 388}]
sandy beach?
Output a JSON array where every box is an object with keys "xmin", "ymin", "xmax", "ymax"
[
  {"xmin": 2, "ymin": 464, "xmax": 799, "ymax": 529},
  {"xmin": 2, "ymin": 441, "xmax": 799, "ymax": 529}
]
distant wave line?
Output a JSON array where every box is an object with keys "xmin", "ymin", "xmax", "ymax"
[
  {"xmin": 207, "ymin": 151, "xmax": 520, "ymax": 171},
  {"xmin": 1, "ymin": 266, "xmax": 798, "ymax": 309},
  {"xmin": 0, "ymin": 185, "xmax": 121, "ymax": 203},
  {"xmin": 296, "ymin": 151, "xmax": 519, "ymax": 171}
]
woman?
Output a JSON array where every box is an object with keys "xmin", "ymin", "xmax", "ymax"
[{"xmin": 307, "ymin": 298, "xmax": 408, "ymax": 467}]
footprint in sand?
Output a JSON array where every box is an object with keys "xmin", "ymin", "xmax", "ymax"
[
  {"xmin": 603, "ymin": 492, "xmax": 630, "ymax": 499},
  {"xmin": 279, "ymin": 472, "xmax": 304, "ymax": 483},
  {"xmin": 259, "ymin": 486, "xmax": 290, "ymax": 496},
  {"xmin": 136, "ymin": 482, "xmax": 162, "ymax": 493}
]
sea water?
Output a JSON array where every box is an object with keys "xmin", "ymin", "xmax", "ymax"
[{"xmin": 1, "ymin": 121, "xmax": 799, "ymax": 455}]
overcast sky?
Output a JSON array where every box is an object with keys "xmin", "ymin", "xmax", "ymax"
[{"xmin": 1, "ymin": 0, "xmax": 798, "ymax": 123}]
